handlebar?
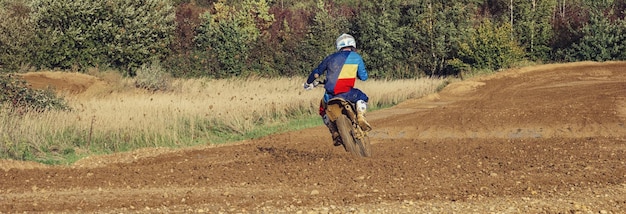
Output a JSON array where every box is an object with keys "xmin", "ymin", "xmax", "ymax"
[
  {"xmin": 313, "ymin": 79, "xmax": 326, "ymax": 87},
  {"xmin": 311, "ymin": 73, "xmax": 326, "ymax": 87}
]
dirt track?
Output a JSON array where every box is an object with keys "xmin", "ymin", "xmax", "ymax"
[{"xmin": 2, "ymin": 62, "xmax": 626, "ymax": 213}]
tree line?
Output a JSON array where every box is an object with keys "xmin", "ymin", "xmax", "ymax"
[{"xmin": 1, "ymin": 0, "xmax": 626, "ymax": 79}]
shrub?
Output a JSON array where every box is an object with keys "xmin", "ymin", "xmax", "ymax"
[
  {"xmin": 134, "ymin": 61, "xmax": 172, "ymax": 92},
  {"xmin": 0, "ymin": 74, "xmax": 70, "ymax": 112},
  {"xmin": 458, "ymin": 19, "xmax": 525, "ymax": 71},
  {"xmin": 445, "ymin": 58, "xmax": 471, "ymax": 78}
]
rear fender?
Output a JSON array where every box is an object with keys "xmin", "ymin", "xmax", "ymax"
[{"xmin": 325, "ymin": 98, "xmax": 356, "ymax": 123}]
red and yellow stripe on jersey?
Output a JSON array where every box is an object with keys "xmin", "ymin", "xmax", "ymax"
[{"xmin": 306, "ymin": 50, "xmax": 368, "ymax": 95}]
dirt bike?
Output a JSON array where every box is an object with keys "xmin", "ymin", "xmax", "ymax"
[{"xmin": 313, "ymin": 80, "xmax": 372, "ymax": 157}]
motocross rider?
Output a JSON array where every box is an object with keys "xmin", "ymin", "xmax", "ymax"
[{"xmin": 303, "ymin": 33, "xmax": 371, "ymax": 146}]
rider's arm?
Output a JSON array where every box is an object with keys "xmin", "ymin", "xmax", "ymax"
[
  {"xmin": 356, "ymin": 56, "xmax": 368, "ymax": 81},
  {"xmin": 306, "ymin": 68, "xmax": 322, "ymax": 84},
  {"xmin": 307, "ymin": 58, "xmax": 328, "ymax": 84}
]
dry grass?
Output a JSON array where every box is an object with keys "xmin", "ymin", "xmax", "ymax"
[
  {"xmin": 65, "ymin": 76, "xmax": 446, "ymax": 133},
  {"xmin": 1, "ymin": 75, "xmax": 447, "ymax": 162}
]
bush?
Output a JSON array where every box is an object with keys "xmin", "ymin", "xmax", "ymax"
[
  {"xmin": 163, "ymin": 52, "xmax": 215, "ymax": 78},
  {"xmin": 458, "ymin": 19, "xmax": 525, "ymax": 71},
  {"xmin": 445, "ymin": 58, "xmax": 471, "ymax": 78},
  {"xmin": 134, "ymin": 61, "xmax": 172, "ymax": 92},
  {"xmin": 0, "ymin": 74, "xmax": 70, "ymax": 112}
]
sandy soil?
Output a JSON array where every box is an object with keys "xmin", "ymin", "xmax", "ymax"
[{"xmin": 2, "ymin": 61, "xmax": 626, "ymax": 213}]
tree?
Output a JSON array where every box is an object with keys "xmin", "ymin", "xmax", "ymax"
[
  {"xmin": 29, "ymin": 0, "xmax": 175, "ymax": 74},
  {"xmin": 512, "ymin": 0, "xmax": 556, "ymax": 61},
  {"xmin": 104, "ymin": 0, "xmax": 176, "ymax": 74},
  {"xmin": 558, "ymin": 9, "xmax": 626, "ymax": 61},
  {"xmin": 0, "ymin": 0, "xmax": 35, "ymax": 72},
  {"xmin": 404, "ymin": 0, "xmax": 474, "ymax": 77},
  {"xmin": 458, "ymin": 19, "xmax": 525, "ymax": 70},
  {"xmin": 30, "ymin": 0, "xmax": 109, "ymax": 70},
  {"xmin": 550, "ymin": 0, "xmax": 626, "ymax": 61},
  {"xmin": 249, "ymin": 6, "xmax": 315, "ymax": 77},
  {"xmin": 478, "ymin": 0, "xmax": 510, "ymax": 21},
  {"xmin": 170, "ymin": 2, "xmax": 207, "ymax": 55},
  {"xmin": 306, "ymin": 0, "xmax": 351, "ymax": 61},
  {"xmin": 353, "ymin": 0, "xmax": 406, "ymax": 78},
  {"xmin": 194, "ymin": 0, "xmax": 274, "ymax": 77},
  {"xmin": 550, "ymin": 0, "xmax": 587, "ymax": 58}
]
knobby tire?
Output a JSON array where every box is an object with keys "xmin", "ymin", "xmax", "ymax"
[
  {"xmin": 354, "ymin": 133, "xmax": 371, "ymax": 157},
  {"xmin": 336, "ymin": 115, "xmax": 363, "ymax": 157}
]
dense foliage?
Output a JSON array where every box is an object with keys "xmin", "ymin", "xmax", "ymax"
[
  {"xmin": 458, "ymin": 20, "xmax": 525, "ymax": 71},
  {"xmin": 0, "ymin": 0, "xmax": 35, "ymax": 71},
  {"xmin": 1, "ymin": 0, "xmax": 175, "ymax": 75},
  {"xmin": 1, "ymin": 0, "xmax": 626, "ymax": 78}
]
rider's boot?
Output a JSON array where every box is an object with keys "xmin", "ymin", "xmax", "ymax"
[
  {"xmin": 323, "ymin": 115, "xmax": 342, "ymax": 146},
  {"xmin": 356, "ymin": 100, "xmax": 372, "ymax": 132}
]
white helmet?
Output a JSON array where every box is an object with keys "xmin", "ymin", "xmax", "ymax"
[{"xmin": 336, "ymin": 33, "xmax": 356, "ymax": 51}]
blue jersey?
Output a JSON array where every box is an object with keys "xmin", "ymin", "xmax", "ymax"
[{"xmin": 307, "ymin": 50, "xmax": 368, "ymax": 95}]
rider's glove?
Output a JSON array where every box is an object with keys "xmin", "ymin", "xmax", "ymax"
[{"xmin": 303, "ymin": 82, "xmax": 314, "ymax": 90}]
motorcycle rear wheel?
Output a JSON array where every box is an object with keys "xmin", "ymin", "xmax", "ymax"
[
  {"xmin": 336, "ymin": 115, "xmax": 366, "ymax": 157},
  {"xmin": 354, "ymin": 133, "xmax": 371, "ymax": 157}
]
